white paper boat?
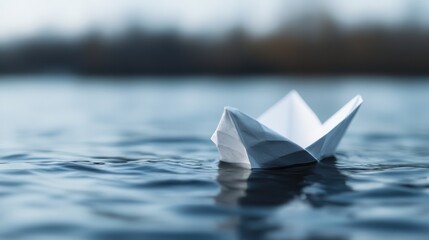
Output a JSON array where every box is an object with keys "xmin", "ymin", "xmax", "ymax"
[{"xmin": 211, "ymin": 90, "xmax": 363, "ymax": 169}]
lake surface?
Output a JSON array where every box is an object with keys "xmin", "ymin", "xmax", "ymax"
[{"xmin": 0, "ymin": 76, "xmax": 428, "ymax": 240}]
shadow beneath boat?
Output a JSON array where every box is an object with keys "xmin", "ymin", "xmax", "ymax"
[
  {"xmin": 216, "ymin": 157, "xmax": 351, "ymax": 208},
  {"xmin": 215, "ymin": 157, "xmax": 352, "ymax": 239}
]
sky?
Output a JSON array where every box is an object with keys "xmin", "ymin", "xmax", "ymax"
[{"xmin": 0, "ymin": 0, "xmax": 428, "ymax": 43}]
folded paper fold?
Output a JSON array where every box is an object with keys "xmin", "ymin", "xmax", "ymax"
[{"xmin": 211, "ymin": 91, "xmax": 363, "ymax": 169}]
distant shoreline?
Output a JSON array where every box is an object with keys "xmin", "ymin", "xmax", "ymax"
[
  {"xmin": 0, "ymin": 73, "xmax": 428, "ymax": 81},
  {"xmin": 1, "ymin": 25, "xmax": 429, "ymax": 77}
]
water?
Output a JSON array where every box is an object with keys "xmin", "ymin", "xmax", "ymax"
[{"xmin": 0, "ymin": 76, "xmax": 429, "ymax": 240}]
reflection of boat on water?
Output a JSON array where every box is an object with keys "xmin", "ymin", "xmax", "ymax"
[
  {"xmin": 215, "ymin": 157, "xmax": 352, "ymax": 239},
  {"xmin": 216, "ymin": 157, "xmax": 351, "ymax": 207}
]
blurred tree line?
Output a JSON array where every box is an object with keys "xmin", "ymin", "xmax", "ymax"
[{"xmin": 0, "ymin": 19, "xmax": 429, "ymax": 76}]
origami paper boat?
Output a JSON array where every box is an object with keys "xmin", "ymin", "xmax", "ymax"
[{"xmin": 211, "ymin": 90, "xmax": 363, "ymax": 169}]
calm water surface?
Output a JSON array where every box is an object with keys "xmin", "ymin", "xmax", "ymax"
[{"xmin": 0, "ymin": 76, "xmax": 428, "ymax": 240}]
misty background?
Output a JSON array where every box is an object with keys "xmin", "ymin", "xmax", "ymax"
[{"xmin": 0, "ymin": 0, "xmax": 429, "ymax": 76}]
